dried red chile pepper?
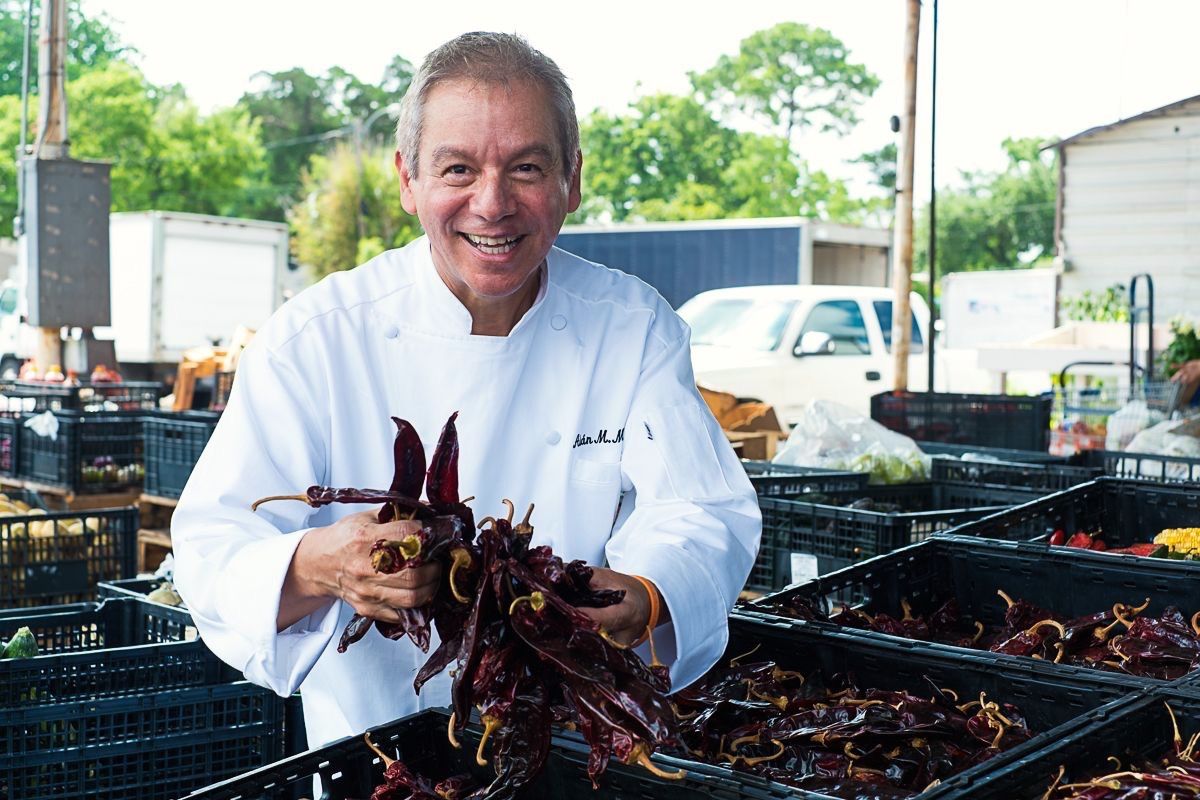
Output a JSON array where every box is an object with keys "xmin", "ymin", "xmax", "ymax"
[
  {"xmin": 1039, "ymin": 704, "xmax": 1200, "ymax": 798},
  {"xmin": 765, "ymin": 589, "xmax": 1200, "ymax": 680},
  {"xmin": 671, "ymin": 654, "xmax": 1032, "ymax": 798},
  {"xmin": 259, "ymin": 413, "xmax": 684, "ymax": 797},
  {"xmin": 253, "ymin": 414, "xmax": 478, "ymax": 654}
]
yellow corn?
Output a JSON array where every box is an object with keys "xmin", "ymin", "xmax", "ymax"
[{"xmin": 1154, "ymin": 528, "xmax": 1200, "ymax": 554}]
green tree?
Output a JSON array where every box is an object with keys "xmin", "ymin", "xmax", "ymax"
[
  {"xmin": 914, "ymin": 136, "xmax": 1057, "ymax": 275},
  {"xmin": 0, "ymin": 0, "xmax": 131, "ymax": 97},
  {"xmin": 289, "ymin": 142, "xmax": 421, "ymax": 280},
  {"xmin": 0, "ymin": 62, "xmax": 269, "ymax": 236},
  {"xmin": 575, "ymin": 92, "xmax": 867, "ymax": 224},
  {"xmin": 237, "ymin": 59, "xmax": 415, "ymax": 220},
  {"xmin": 690, "ymin": 22, "xmax": 879, "ymax": 143},
  {"xmin": 238, "ymin": 67, "xmax": 341, "ymax": 217},
  {"xmin": 577, "ymin": 93, "xmax": 740, "ymax": 222}
]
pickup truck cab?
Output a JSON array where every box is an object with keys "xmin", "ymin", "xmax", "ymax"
[{"xmin": 677, "ymin": 285, "xmax": 931, "ymax": 424}]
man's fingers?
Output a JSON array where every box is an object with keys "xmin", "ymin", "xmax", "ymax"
[{"xmin": 377, "ymin": 562, "xmax": 442, "ymax": 590}]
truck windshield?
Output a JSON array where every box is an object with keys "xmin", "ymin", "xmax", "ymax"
[{"xmin": 680, "ymin": 297, "xmax": 796, "ymax": 350}]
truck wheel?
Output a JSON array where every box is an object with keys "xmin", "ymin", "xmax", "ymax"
[{"xmin": 0, "ymin": 356, "xmax": 19, "ymax": 379}]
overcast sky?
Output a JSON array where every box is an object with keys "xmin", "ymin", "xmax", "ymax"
[{"xmin": 78, "ymin": 0, "xmax": 1200, "ymax": 202}]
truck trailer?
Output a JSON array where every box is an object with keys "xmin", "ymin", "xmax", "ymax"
[{"xmin": 555, "ymin": 217, "xmax": 892, "ymax": 308}]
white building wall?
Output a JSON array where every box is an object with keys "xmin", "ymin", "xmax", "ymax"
[{"xmin": 1059, "ymin": 101, "xmax": 1200, "ymax": 320}]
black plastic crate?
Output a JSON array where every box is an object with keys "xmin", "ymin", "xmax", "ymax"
[
  {"xmin": 742, "ymin": 459, "xmax": 869, "ymax": 499},
  {"xmin": 0, "ymin": 506, "xmax": 138, "ymax": 606},
  {"xmin": 939, "ymin": 691, "xmax": 1200, "ymax": 799},
  {"xmin": 144, "ymin": 410, "xmax": 220, "ymax": 499},
  {"xmin": 918, "ymin": 441, "xmax": 1071, "ymax": 464},
  {"xmin": 0, "ymin": 487, "xmax": 46, "ymax": 511},
  {"xmin": 948, "ymin": 477, "xmax": 1200, "ymax": 551},
  {"xmin": 0, "ymin": 378, "xmax": 163, "ymax": 413},
  {"xmin": 1, "ymin": 681, "xmax": 284, "ymax": 800},
  {"xmin": 96, "ymin": 576, "xmax": 184, "ymax": 606},
  {"xmin": 0, "ymin": 598, "xmax": 226, "ymax": 709},
  {"xmin": 1073, "ymin": 447, "xmax": 1200, "ymax": 483},
  {"xmin": 17, "ymin": 410, "xmax": 144, "ymax": 493},
  {"xmin": 872, "ymin": 390, "xmax": 1053, "ymax": 451},
  {"xmin": 184, "ymin": 706, "xmax": 798, "ymax": 800},
  {"xmin": 698, "ymin": 617, "xmax": 1136, "ymax": 800},
  {"xmin": 0, "ymin": 416, "xmax": 17, "ymax": 478},
  {"xmin": 930, "ymin": 456, "xmax": 1099, "ymax": 494},
  {"xmin": 755, "ymin": 480, "xmax": 1033, "ymax": 588},
  {"xmin": 743, "ymin": 535, "xmax": 1200, "ymax": 688}
]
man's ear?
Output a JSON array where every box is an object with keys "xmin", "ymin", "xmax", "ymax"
[
  {"xmin": 567, "ymin": 150, "xmax": 583, "ymax": 214},
  {"xmin": 396, "ymin": 150, "xmax": 418, "ymax": 215}
]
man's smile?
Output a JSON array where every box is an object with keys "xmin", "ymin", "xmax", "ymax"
[{"xmin": 462, "ymin": 233, "xmax": 524, "ymax": 255}]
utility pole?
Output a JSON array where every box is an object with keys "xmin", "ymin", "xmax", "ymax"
[
  {"xmin": 891, "ymin": 0, "xmax": 921, "ymax": 391},
  {"xmin": 20, "ymin": 0, "xmax": 113, "ymax": 379},
  {"xmin": 32, "ymin": 0, "xmax": 68, "ymax": 372}
]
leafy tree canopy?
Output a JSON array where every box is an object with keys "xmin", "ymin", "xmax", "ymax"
[
  {"xmin": 914, "ymin": 136, "xmax": 1057, "ymax": 276},
  {"xmin": 290, "ymin": 141, "xmax": 421, "ymax": 280},
  {"xmin": 0, "ymin": 0, "xmax": 132, "ymax": 96},
  {"xmin": 690, "ymin": 22, "xmax": 879, "ymax": 143},
  {"xmin": 0, "ymin": 62, "xmax": 269, "ymax": 237}
]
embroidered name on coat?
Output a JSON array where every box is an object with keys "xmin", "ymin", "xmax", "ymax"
[{"xmin": 572, "ymin": 427, "xmax": 625, "ymax": 449}]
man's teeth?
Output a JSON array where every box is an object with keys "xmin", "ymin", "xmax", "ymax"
[{"xmin": 465, "ymin": 234, "xmax": 520, "ymax": 254}]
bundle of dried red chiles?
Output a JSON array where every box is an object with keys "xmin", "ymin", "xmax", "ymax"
[
  {"xmin": 255, "ymin": 414, "xmax": 684, "ymax": 800},
  {"xmin": 769, "ymin": 590, "xmax": 1200, "ymax": 680}
]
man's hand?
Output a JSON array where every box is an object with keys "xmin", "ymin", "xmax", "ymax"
[
  {"xmin": 278, "ymin": 510, "xmax": 443, "ymax": 631},
  {"xmin": 576, "ymin": 567, "xmax": 669, "ymax": 646},
  {"xmin": 1171, "ymin": 359, "xmax": 1200, "ymax": 387}
]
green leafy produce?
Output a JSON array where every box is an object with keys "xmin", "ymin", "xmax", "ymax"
[{"xmin": 2, "ymin": 626, "xmax": 38, "ymax": 659}]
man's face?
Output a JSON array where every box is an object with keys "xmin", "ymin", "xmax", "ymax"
[{"xmin": 397, "ymin": 78, "xmax": 582, "ymax": 303}]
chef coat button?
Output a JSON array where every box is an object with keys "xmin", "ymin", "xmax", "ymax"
[
  {"xmin": 545, "ymin": 431, "xmax": 561, "ymax": 445},
  {"xmin": 550, "ymin": 314, "xmax": 567, "ymax": 331},
  {"xmin": 383, "ymin": 326, "xmax": 399, "ymax": 339}
]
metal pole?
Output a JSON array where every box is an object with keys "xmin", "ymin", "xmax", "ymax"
[
  {"xmin": 14, "ymin": 0, "xmax": 35, "ymax": 236},
  {"xmin": 926, "ymin": 0, "xmax": 938, "ymax": 392}
]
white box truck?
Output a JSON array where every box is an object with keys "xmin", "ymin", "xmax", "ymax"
[{"xmin": 107, "ymin": 211, "xmax": 291, "ymax": 366}]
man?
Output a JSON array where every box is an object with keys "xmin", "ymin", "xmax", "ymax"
[{"xmin": 171, "ymin": 31, "xmax": 760, "ymax": 749}]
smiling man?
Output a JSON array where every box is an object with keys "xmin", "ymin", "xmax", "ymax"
[{"xmin": 170, "ymin": 31, "xmax": 761, "ymax": 750}]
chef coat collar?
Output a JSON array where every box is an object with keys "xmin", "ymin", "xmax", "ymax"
[{"xmin": 408, "ymin": 236, "xmax": 552, "ymax": 339}]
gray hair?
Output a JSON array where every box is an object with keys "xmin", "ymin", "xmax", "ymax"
[{"xmin": 395, "ymin": 31, "xmax": 580, "ymax": 184}]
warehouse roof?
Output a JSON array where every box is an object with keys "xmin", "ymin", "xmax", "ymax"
[{"xmin": 1045, "ymin": 94, "xmax": 1200, "ymax": 150}]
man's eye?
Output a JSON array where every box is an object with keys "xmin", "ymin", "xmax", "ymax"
[
  {"xmin": 516, "ymin": 164, "xmax": 541, "ymax": 173},
  {"xmin": 446, "ymin": 165, "xmax": 469, "ymax": 175}
]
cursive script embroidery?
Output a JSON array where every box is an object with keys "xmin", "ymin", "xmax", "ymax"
[{"xmin": 572, "ymin": 427, "xmax": 625, "ymax": 449}]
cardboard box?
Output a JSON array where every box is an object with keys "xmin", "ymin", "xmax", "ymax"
[{"xmin": 699, "ymin": 385, "xmax": 788, "ymax": 459}]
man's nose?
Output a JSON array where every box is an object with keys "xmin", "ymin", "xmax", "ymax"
[{"xmin": 472, "ymin": 173, "xmax": 516, "ymax": 221}]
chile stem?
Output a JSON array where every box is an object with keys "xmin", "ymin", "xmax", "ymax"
[
  {"xmin": 631, "ymin": 744, "xmax": 687, "ymax": 779},
  {"xmin": 363, "ymin": 733, "xmax": 395, "ymax": 768},
  {"xmin": 475, "ymin": 715, "xmax": 501, "ymax": 767},
  {"xmin": 447, "ymin": 711, "xmax": 461, "ymax": 749},
  {"xmin": 251, "ymin": 493, "xmax": 312, "ymax": 511},
  {"xmin": 448, "ymin": 548, "xmax": 474, "ymax": 604}
]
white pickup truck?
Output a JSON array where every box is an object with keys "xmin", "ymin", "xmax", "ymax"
[{"xmin": 678, "ymin": 285, "xmax": 933, "ymax": 424}]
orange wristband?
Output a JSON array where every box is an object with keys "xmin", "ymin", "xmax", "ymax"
[{"xmin": 631, "ymin": 575, "xmax": 661, "ymax": 647}]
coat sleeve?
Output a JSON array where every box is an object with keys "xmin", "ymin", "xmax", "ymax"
[
  {"xmin": 603, "ymin": 322, "xmax": 761, "ymax": 691},
  {"xmin": 171, "ymin": 339, "xmax": 342, "ymax": 697}
]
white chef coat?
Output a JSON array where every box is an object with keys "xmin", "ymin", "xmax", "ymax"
[{"xmin": 171, "ymin": 236, "xmax": 761, "ymax": 748}]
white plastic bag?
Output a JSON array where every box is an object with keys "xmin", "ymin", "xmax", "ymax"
[
  {"xmin": 772, "ymin": 399, "xmax": 931, "ymax": 484},
  {"xmin": 1104, "ymin": 400, "xmax": 1163, "ymax": 452},
  {"xmin": 1120, "ymin": 419, "xmax": 1200, "ymax": 479},
  {"xmin": 23, "ymin": 410, "xmax": 58, "ymax": 441}
]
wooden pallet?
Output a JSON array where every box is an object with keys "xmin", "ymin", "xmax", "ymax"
[
  {"xmin": 0, "ymin": 477, "xmax": 141, "ymax": 511},
  {"xmin": 137, "ymin": 493, "xmax": 178, "ymax": 573}
]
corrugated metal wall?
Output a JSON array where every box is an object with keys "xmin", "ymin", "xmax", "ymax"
[
  {"xmin": 554, "ymin": 226, "xmax": 800, "ymax": 308},
  {"xmin": 1060, "ymin": 101, "xmax": 1200, "ymax": 319}
]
